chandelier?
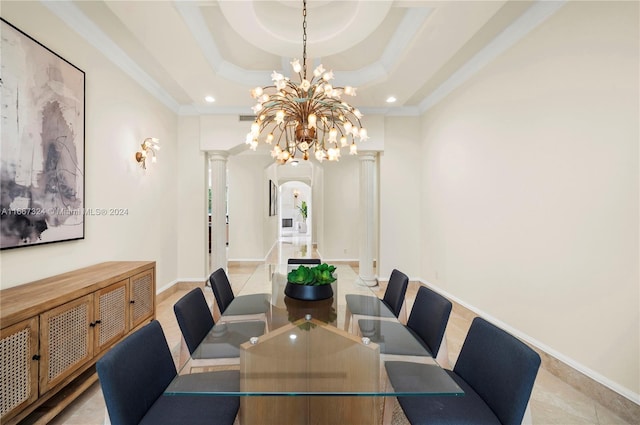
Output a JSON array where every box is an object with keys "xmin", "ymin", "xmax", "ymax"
[{"xmin": 245, "ymin": 0, "xmax": 368, "ymax": 164}]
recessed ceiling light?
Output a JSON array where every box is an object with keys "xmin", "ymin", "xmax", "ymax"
[
  {"xmin": 205, "ymin": 96, "xmax": 215, "ymax": 103},
  {"xmin": 386, "ymin": 96, "xmax": 397, "ymax": 103}
]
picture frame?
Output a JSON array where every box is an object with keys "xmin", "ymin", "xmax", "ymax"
[
  {"xmin": 269, "ymin": 180, "xmax": 277, "ymax": 216},
  {"xmin": 273, "ymin": 180, "xmax": 278, "ymax": 216},
  {"xmin": 0, "ymin": 18, "xmax": 85, "ymax": 249}
]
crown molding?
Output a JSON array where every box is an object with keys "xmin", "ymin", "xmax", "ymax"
[
  {"xmin": 42, "ymin": 0, "xmax": 180, "ymax": 113},
  {"xmin": 419, "ymin": 0, "xmax": 567, "ymax": 114}
]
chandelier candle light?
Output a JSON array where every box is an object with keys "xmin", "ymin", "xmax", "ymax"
[{"xmin": 246, "ymin": 0, "xmax": 368, "ymax": 163}]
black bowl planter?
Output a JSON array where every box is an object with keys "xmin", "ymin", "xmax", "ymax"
[
  {"xmin": 284, "ymin": 295, "xmax": 335, "ymax": 323},
  {"xmin": 284, "ymin": 282, "xmax": 334, "ymax": 301}
]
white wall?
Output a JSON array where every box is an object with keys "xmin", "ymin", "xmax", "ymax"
[
  {"xmin": 312, "ymin": 166, "xmax": 324, "ymax": 249},
  {"xmin": 320, "ymin": 155, "xmax": 360, "ymax": 260},
  {"xmin": 263, "ymin": 163, "xmax": 278, "ymax": 255},
  {"xmin": 378, "ymin": 117, "xmax": 422, "ymax": 280},
  {"xmin": 357, "ymin": 114, "xmax": 386, "ymax": 152},
  {"xmin": 177, "ymin": 116, "xmax": 207, "ymax": 281},
  {"xmin": 200, "ymin": 115, "xmax": 248, "ymax": 151},
  {"xmin": 227, "ymin": 153, "xmax": 276, "ymax": 261},
  {"xmin": 0, "ymin": 2, "xmax": 179, "ymax": 290},
  {"xmin": 419, "ymin": 1, "xmax": 639, "ymax": 397}
]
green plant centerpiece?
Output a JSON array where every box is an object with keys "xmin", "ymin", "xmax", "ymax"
[{"xmin": 285, "ymin": 263, "xmax": 336, "ymax": 301}]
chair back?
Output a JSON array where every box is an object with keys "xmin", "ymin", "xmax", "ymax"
[
  {"xmin": 382, "ymin": 269, "xmax": 409, "ymax": 317},
  {"xmin": 406, "ymin": 286, "xmax": 452, "ymax": 356},
  {"xmin": 174, "ymin": 288, "xmax": 215, "ymax": 354},
  {"xmin": 454, "ymin": 317, "xmax": 541, "ymax": 425},
  {"xmin": 209, "ymin": 268, "xmax": 235, "ymax": 314},
  {"xmin": 288, "ymin": 258, "xmax": 321, "ymax": 265},
  {"xmin": 96, "ymin": 320, "xmax": 176, "ymax": 425}
]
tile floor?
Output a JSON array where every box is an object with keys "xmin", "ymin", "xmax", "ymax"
[{"xmin": 49, "ymin": 238, "xmax": 633, "ymax": 425}]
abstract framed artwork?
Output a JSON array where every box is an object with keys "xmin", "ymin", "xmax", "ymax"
[{"xmin": 1, "ymin": 19, "xmax": 85, "ymax": 249}]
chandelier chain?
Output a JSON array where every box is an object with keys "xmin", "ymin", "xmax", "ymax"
[
  {"xmin": 302, "ymin": 0, "xmax": 307, "ymax": 80},
  {"xmin": 246, "ymin": 0, "xmax": 367, "ymax": 163}
]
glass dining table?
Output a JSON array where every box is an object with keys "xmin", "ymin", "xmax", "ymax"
[{"xmin": 165, "ymin": 264, "xmax": 463, "ymax": 425}]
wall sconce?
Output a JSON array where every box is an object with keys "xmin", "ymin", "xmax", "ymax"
[
  {"xmin": 293, "ymin": 190, "xmax": 300, "ymax": 199},
  {"xmin": 135, "ymin": 137, "xmax": 160, "ymax": 169}
]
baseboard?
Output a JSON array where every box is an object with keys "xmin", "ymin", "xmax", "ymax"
[
  {"xmin": 156, "ymin": 278, "xmax": 205, "ymax": 303},
  {"xmin": 228, "ymin": 260, "xmax": 264, "ymax": 266},
  {"xmin": 227, "ymin": 258, "xmax": 267, "ymax": 262},
  {"xmin": 416, "ymin": 279, "xmax": 640, "ymax": 424},
  {"xmin": 322, "ymin": 258, "xmax": 359, "ymax": 264}
]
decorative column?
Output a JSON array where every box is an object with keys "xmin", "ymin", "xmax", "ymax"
[
  {"xmin": 358, "ymin": 152, "xmax": 377, "ymax": 286},
  {"xmin": 209, "ymin": 151, "xmax": 228, "ymax": 273}
]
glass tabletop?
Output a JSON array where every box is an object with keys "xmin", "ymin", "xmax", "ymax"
[
  {"xmin": 358, "ymin": 319, "xmax": 433, "ymax": 357},
  {"xmin": 166, "ymin": 263, "xmax": 464, "ymax": 397},
  {"xmin": 191, "ymin": 321, "xmax": 266, "ymax": 360},
  {"xmin": 167, "ymin": 318, "xmax": 462, "ymax": 396}
]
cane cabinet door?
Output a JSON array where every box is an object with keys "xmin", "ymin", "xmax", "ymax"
[
  {"xmin": 39, "ymin": 295, "xmax": 94, "ymax": 395},
  {"xmin": 129, "ymin": 269, "xmax": 154, "ymax": 329},
  {"xmin": 0, "ymin": 317, "xmax": 39, "ymax": 422},
  {"xmin": 94, "ymin": 279, "xmax": 129, "ymax": 353}
]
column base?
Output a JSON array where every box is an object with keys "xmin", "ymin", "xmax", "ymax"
[{"xmin": 357, "ymin": 275, "xmax": 378, "ymax": 287}]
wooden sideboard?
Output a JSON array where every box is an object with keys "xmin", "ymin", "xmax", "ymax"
[{"xmin": 0, "ymin": 261, "xmax": 156, "ymax": 424}]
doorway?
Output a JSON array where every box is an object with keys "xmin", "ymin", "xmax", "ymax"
[{"xmin": 279, "ymin": 181, "xmax": 312, "ymax": 244}]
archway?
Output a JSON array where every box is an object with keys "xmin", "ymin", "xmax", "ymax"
[{"xmin": 279, "ymin": 181, "xmax": 312, "ymax": 243}]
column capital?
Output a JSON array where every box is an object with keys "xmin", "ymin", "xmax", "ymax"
[
  {"xmin": 208, "ymin": 151, "xmax": 229, "ymax": 162},
  {"xmin": 358, "ymin": 151, "xmax": 377, "ymax": 162}
]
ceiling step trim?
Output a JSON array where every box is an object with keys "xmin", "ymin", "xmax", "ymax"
[{"xmin": 419, "ymin": 0, "xmax": 567, "ymax": 114}]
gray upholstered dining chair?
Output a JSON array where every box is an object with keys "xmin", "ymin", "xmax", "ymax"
[
  {"xmin": 387, "ymin": 317, "xmax": 541, "ymax": 425},
  {"xmin": 357, "ymin": 285, "xmax": 452, "ymax": 367},
  {"xmin": 209, "ymin": 267, "xmax": 270, "ymax": 330},
  {"xmin": 96, "ymin": 320, "xmax": 240, "ymax": 425},
  {"xmin": 344, "ymin": 268, "xmax": 409, "ymax": 333},
  {"xmin": 173, "ymin": 287, "xmax": 265, "ymax": 371}
]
